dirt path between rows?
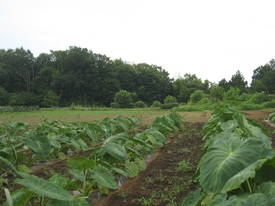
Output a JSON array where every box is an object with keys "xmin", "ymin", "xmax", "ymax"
[{"xmin": 94, "ymin": 122, "xmax": 204, "ymax": 206}]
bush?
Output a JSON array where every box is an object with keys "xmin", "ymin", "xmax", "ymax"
[
  {"xmin": 248, "ymin": 93, "xmax": 270, "ymax": 104},
  {"xmin": 190, "ymin": 90, "xmax": 205, "ymax": 103},
  {"xmin": 9, "ymin": 92, "xmax": 41, "ymax": 106},
  {"xmin": 42, "ymin": 90, "xmax": 60, "ymax": 107},
  {"xmin": 173, "ymin": 105, "xmax": 204, "ymax": 112},
  {"xmin": 238, "ymin": 103, "xmax": 264, "ymax": 110},
  {"xmin": 151, "ymin": 100, "xmax": 162, "ymax": 107},
  {"xmin": 197, "ymin": 97, "xmax": 211, "ymax": 105},
  {"xmin": 110, "ymin": 102, "xmax": 120, "ymax": 108},
  {"xmin": 114, "ymin": 90, "xmax": 134, "ymax": 108},
  {"xmin": 210, "ymin": 86, "xmax": 224, "ymax": 100},
  {"xmin": 134, "ymin": 101, "xmax": 146, "ymax": 108},
  {"xmin": 0, "ymin": 106, "xmax": 40, "ymax": 113},
  {"xmin": 262, "ymin": 100, "xmax": 275, "ymax": 108},
  {"xmin": 161, "ymin": 103, "xmax": 179, "ymax": 109},
  {"xmin": 224, "ymin": 87, "xmax": 241, "ymax": 101},
  {"xmin": 164, "ymin": 96, "xmax": 177, "ymax": 104},
  {"xmin": 0, "ymin": 87, "xmax": 9, "ymax": 105}
]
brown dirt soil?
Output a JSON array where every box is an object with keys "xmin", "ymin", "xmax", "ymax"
[
  {"xmin": 94, "ymin": 122, "xmax": 203, "ymax": 206},
  {"xmin": 241, "ymin": 110, "xmax": 273, "ymax": 121}
]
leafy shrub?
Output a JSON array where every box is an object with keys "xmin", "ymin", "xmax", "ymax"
[
  {"xmin": 110, "ymin": 102, "xmax": 120, "ymax": 108},
  {"xmin": 173, "ymin": 105, "xmax": 204, "ymax": 112},
  {"xmin": 197, "ymin": 97, "xmax": 211, "ymax": 105},
  {"xmin": 0, "ymin": 106, "xmax": 40, "ymax": 113},
  {"xmin": 164, "ymin": 96, "xmax": 177, "ymax": 104},
  {"xmin": 224, "ymin": 87, "xmax": 240, "ymax": 101},
  {"xmin": 262, "ymin": 100, "xmax": 275, "ymax": 108},
  {"xmin": 248, "ymin": 92, "xmax": 270, "ymax": 104},
  {"xmin": 151, "ymin": 100, "xmax": 161, "ymax": 107},
  {"xmin": 210, "ymin": 86, "xmax": 224, "ymax": 100},
  {"xmin": 42, "ymin": 90, "xmax": 60, "ymax": 107},
  {"xmin": 9, "ymin": 92, "xmax": 41, "ymax": 106},
  {"xmin": 134, "ymin": 101, "xmax": 146, "ymax": 108},
  {"xmin": 190, "ymin": 90, "xmax": 205, "ymax": 103},
  {"xmin": 114, "ymin": 90, "xmax": 134, "ymax": 108},
  {"xmin": 238, "ymin": 103, "xmax": 264, "ymax": 110},
  {"xmin": 160, "ymin": 103, "xmax": 179, "ymax": 109},
  {"xmin": 0, "ymin": 87, "xmax": 9, "ymax": 105}
]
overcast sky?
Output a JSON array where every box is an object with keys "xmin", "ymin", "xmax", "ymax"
[{"xmin": 1, "ymin": 0, "xmax": 275, "ymax": 83}]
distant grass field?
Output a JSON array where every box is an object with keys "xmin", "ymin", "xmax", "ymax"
[
  {"xmin": 0, "ymin": 107, "xmax": 271, "ymax": 125},
  {"xmin": 0, "ymin": 107, "xmax": 214, "ymax": 124},
  {"xmin": 0, "ymin": 108, "xmax": 170, "ymax": 124}
]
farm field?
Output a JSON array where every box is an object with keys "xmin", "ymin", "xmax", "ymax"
[
  {"xmin": 0, "ymin": 107, "xmax": 274, "ymax": 206},
  {"xmin": 0, "ymin": 108, "xmax": 273, "ymax": 125}
]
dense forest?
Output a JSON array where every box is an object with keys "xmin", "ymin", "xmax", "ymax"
[{"xmin": 0, "ymin": 46, "xmax": 274, "ymax": 107}]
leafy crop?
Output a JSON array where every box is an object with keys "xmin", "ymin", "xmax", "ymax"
[
  {"xmin": 0, "ymin": 112, "xmax": 182, "ymax": 205},
  {"xmin": 181, "ymin": 105, "xmax": 275, "ymax": 206}
]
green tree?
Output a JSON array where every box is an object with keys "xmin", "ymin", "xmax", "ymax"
[
  {"xmin": 114, "ymin": 90, "xmax": 134, "ymax": 108},
  {"xmin": 0, "ymin": 87, "xmax": 9, "ymax": 105},
  {"xmin": 251, "ymin": 60, "xmax": 275, "ymax": 94},
  {"xmin": 42, "ymin": 90, "xmax": 60, "ymax": 107},
  {"xmin": 228, "ymin": 70, "xmax": 247, "ymax": 93},
  {"xmin": 164, "ymin": 95, "xmax": 177, "ymax": 104},
  {"xmin": 173, "ymin": 74, "xmax": 209, "ymax": 103},
  {"xmin": 190, "ymin": 90, "xmax": 205, "ymax": 103},
  {"xmin": 210, "ymin": 86, "xmax": 224, "ymax": 100},
  {"xmin": 224, "ymin": 87, "xmax": 241, "ymax": 101}
]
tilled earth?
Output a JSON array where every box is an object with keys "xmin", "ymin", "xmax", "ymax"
[{"xmin": 96, "ymin": 122, "xmax": 204, "ymax": 206}]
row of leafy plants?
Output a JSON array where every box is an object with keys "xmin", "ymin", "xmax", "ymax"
[
  {"xmin": 0, "ymin": 112, "xmax": 182, "ymax": 205},
  {"xmin": 268, "ymin": 112, "xmax": 275, "ymax": 124},
  {"xmin": 181, "ymin": 105, "xmax": 275, "ymax": 205}
]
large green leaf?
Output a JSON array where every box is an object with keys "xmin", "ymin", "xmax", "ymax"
[
  {"xmin": 91, "ymin": 166, "xmax": 118, "ymax": 189},
  {"xmin": 25, "ymin": 133, "xmax": 51, "ymax": 158},
  {"xmin": 222, "ymin": 159, "xmax": 268, "ymax": 193},
  {"xmin": 180, "ymin": 189, "xmax": 204, "ymax": 206},
  {"xmin": 15, "ymin": 173, "xmax": 74, "ymax": 201},
  {"xmin": 102, "ymin": 142, "xmax": 128, "ymax": 161},
  {"xmin": 2, "ymin": 189, "xmax": 33, "ymax": 206},
  {"xmin": 199, "ymin": 134, "xmax": 270, "ymax": 193},
  {"xmin": 257, "ymin": 181, "xmax": 275, "ymax": 196},
  {"xmin": 67, "ymin": 157, "xmax": 96, "ymax": 171}
]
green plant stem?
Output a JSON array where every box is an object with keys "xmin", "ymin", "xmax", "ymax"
[{"xmin": 246, "ymin": 180, "xmax": 252, "ymax": 193}]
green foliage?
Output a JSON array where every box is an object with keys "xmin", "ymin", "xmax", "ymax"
[
  {"xmin": 151, "ymin": 100, "xmax": 161, "ymax": 107},
  {"xmin": 172, "ymin": 74, "xmax": 209, "ymax": 103},
  {"xmin": 262, "ymin": 100, "xmax": 275, "ymax": 108},
  {"xmin": 224, "ymin": 87, "xmax": 241, "ymax": 101},
  {"xmin": 160, "ymin": 103, "xmax": 179, "ymax": 109},
  {"xmin": 114, "ymin": 90, "xmax": 134, "ymax": 108},
  {"xmin": 182, "ymin": 104, "xmax": 275, "ymax": 206},
  {"xmin": 248, "ymin": 92, "xmax": 270, "ymax": 104},
  {"xmin": 210, "ymin": 86, "xmax": 224, "ymax": 100},
  {"xmin": 0, "ymin": 106, "xmax": 39, "ymax": 113},
  {"xmin": 0, "ymin": 87, "xmax": 9, "ymax": 105},
  {"xmin": 42, "ymin": 90, "xmax": 60, "ymax": 107},
  {"xmin": 134, "ymin": 100, "xmax": 147, "ymax": 108},
  {"xmin": 190, "ymin": 90, "xmax": 205, "ymax": 103},
  {"xmin": 164, "ymin": 95, "xmax": 177, "ymax": 104},
  {"xmin": 9, "ymin": 92, "xmax": 40, "ymax": 106}
]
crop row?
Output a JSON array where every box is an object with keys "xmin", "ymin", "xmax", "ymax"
[
  {"xmin": 0, "ymin": 112, "xmax": 182, "ymax": 206},
  {"xmin": 181, "ymin": 105, "xmax": 275, "ymax": 206}
]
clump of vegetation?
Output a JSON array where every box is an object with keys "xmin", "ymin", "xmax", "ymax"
[
  {"xmin": 190, "ymin": 90, "xmax": 205, "ymax": 103},
  {"xmin": 176, "ymin": 160, "xmax": 192, "ymax": 172},
  {"xmin": 151, "ymin": 100, "xmax": 162, "ymax": 107},
  {"xmin": 134, "ymin": 100, "xmax": 147, "ymax": 108},
  {"xmin": 114, "ymin": 90, "xmax": 135, "ymax": 108},
  {"xmin": 181, "ymin": 105, "xmax": 275, "ymax": 206}
]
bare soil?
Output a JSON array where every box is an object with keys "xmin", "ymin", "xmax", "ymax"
[{"xmin": 95, "ymin": 122, "xmax": 204, "ymax": 206}]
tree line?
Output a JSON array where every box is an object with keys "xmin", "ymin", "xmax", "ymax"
[{"xmin": 0, "ymin": 46, "xmax": 274, "ymax": 107}]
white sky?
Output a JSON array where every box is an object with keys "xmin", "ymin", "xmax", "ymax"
[{"xmin": 1, "ymin": 0, "xmax": 275, "ymax": 83}]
